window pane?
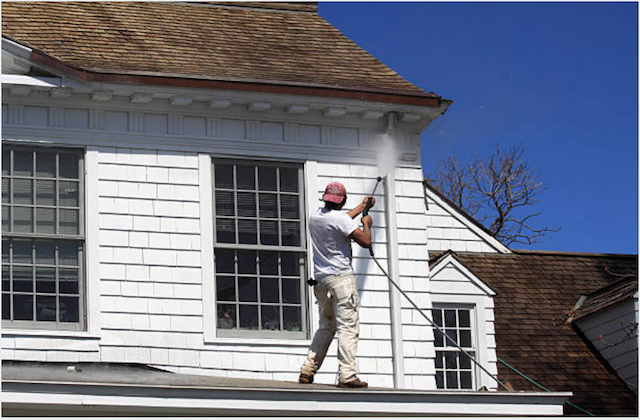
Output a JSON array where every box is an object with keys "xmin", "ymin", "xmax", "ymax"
[
  {"xmin": 279, "ymin": 167, "xmax": 298, "ymax": 192},
  {"xmin": 460, "ymin": 353, "xmax": 472, "ymax": 370},
  {"xmin": 446, "ymin": 371, "xmax": 459, "ymax": 389},
  {"xmin": 36, "ymin": 267, "xmax": 56, "ymax": 293},
  {"xmin": 280, "ymin": 195, "xmax": 299, "ymax": 219},
  {"xmin": 13, "ymin": 294, "xmax": 34, "ymax": 320},
  {"xmin": 2, "ymin": 206, "xmax": 10, "ymax": 232},
  {"xmin": 13, "ymin": 240, "xmax": 32, "ymax": 264},
  {"xmin": 282, "ymin": 277, "xmax": 300, "ymax": 304},
  {"xmin": 238, "ymin": 219, "xmax": 257, "ymax": 244},
  {"xmin": 13, "ymin": 266, "xmax": 33, "ymax": 292},
  {"xmin": 36, "ymin": 152, "xmax": 56, "ymax": 178},
  {"xmin": 435, "ymin": 371, "xmax": 444, "ymax": 389},
  {"xmin": 459, "ymin": 310, "xmax": 471, "ymax": 327},
  {"xmin": 260, "ymin": 220, "xmax": 279, "ymax": 245},
  {"xmin": 13, "ymin": 207, "xmax": 34, "ymax": 233},
  {"xmin": 59, "ymin": 181, "xmax": 79, "ymax": 207},
  {"xmin": 258, "ymin": 167, "xmax": 277, "ymax": 191},
  {"xmin": 236, "ymin": 165, "xmax": 255, "ymax": 190},
  {"xmin": 239, "ymin": 304, "xmax": 258, "ymax": 329},
  {"xmin": 215, "ymin": 164, "xmax": 234, "ymax": 189},
  {"xmin": 238, "ymin": 277, "xmax": 257, "ymax": 302},
  {"xmin": 237, "ymin": 251, "xmax": 256, "ymax": 274},
  {"xmin": 2, "ymin": 150, "xmax": 10, "ymax": 176},
  {"xmin": 216, "ymin": 276, "xmax": 236, "ymax": 301},
  {"xmin": 460, "ymin": 330, "xmax": 472, "ymax": 348},
  {"xmin": 281, "ymin": 221, "xmax": 300, "ymax": 247},
  {"xmin": 2, "ymin": 240, "xmax": 7, "ymax": 263},
  {"xmin": 58, "ymin": 241, "xmax": 79, "ymax": 266},
  {"xmin": 2, "ymin": 266, "xmax": 10, "ymax": 292},
  {"xmin": 445, "ymin": 329, "xmax": 458, "ymax": 347},
  {"xmin": 283, "ymin": 306, "xmax": 302, "ymax": 332},
  {"xmin": 13, "ymin": 179, "xmax": 33, "ymax": 205},
  {"xmin": 460, "ymin": 372, "xmax": 473, "ymax": 389},
  {"xmin": 258, "ymin": 193, "xmax": 278, "ymax": 218},
  {"xmin": 281, "ymin": 253, "xmax": 299, "ymax": 276},
  {"xmin": 2, "ymin": 178, "xmax": 10, "ymax": 204},
  {"xmin": 433, "ymin": 309, "xmax": 443, "ymax": 327},
  {"xmin": 444, "ymin": 309, "xmax": 457, "ymax": 327},
  {"xmin": 36, "ymin": 180, "xmax": 56, "ymax": 206},
  {"xmin": 36, "ymin": 295, "xmax": 57, "ymax": 321},
  {"xmin": 215, "ymin": 191, "xmax": 235, "ymax": 216},
  {"xmin": 36, "ymin": 208, "xmax": 56, "ymax": 234},
  {"xmin": 258, "ymin": 252, "xmax": 278, "ymax": 275},
  {"xmin": 237, "ymin": 192, "xmax": 256, "ymax": 217},
  {"xmin": 434, "ymin": 330, "xmax": 444, "ymax": 347},
  {"xmin": 261, "ymin": 306, "xmax": 280, "ymax": 330},
  {"xmin": 2, "ymin": 293, "xmax": 10, "ymax": 319},
  {"xmin": 445, "ymin": 352, "xmax": 457, "ymax": 369},
  {"xmin": 435, "ymin": 351, "xmax": 444, "ymax": 368},
  {"xmin": 260, "ymin": 277, "xmax": 279, "ymax": 303},
  {"xmin": 216, "ymin": 218, "xmax": 236, "ymax": 243},
  {"xmin": 59, "ymin": 154, "xmax": 79, "ymax": 179},
  {"xmin": 217, "ymin": 304, "xmax": 236, "ymax": 329},
  {"xmin": 59, "ymin": 268, "xmax": 79, "ymax": 294},
  {"xmin": 35, "ymin": 241, "xmax": 55, "ymax": 265},
  {"xmin": 215, "ymin": 249, "xmax": 235, "ymax": 273},
  {"xmin": 14, "ymin": 151, "xmax": 33, "ymax": 177},
  {"xmin": 59, "ymin": 296, "xmax": 79, "ymax": 322},
  {"xmin": 59, "ymin": 209, "xmax": 79, "ymax": 235}
]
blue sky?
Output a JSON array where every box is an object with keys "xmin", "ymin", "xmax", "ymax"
[{"xmin": 321, "ymin": 1, "xmax": 638, "ymax": 254}]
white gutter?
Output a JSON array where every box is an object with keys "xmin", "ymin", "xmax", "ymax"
[
  {"xmin": 2, "ymin": 380, "xmax": 572, "ymax": 416},
  {"xmin": 384, "ymin": 170, "xmax": 405, "ymax": 388}
]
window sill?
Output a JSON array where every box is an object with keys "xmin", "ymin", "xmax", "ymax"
[
  {"xmin": 204, "ymin": 336, "xmax": 311, "ymax": 347},
  {"xmin": 1, "ymin": 329, "xmax": 101, "ymax": 339}
]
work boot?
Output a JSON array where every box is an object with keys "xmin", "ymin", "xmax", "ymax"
[
  {"xmin": 337, "ymin": 377, "xmax": 368, "ymax": 388},
  {"xmin": 298, "ymin": 373, "xmax": 314, "ymax": 384}
]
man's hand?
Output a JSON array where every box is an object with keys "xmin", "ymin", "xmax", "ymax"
[
  {"xmin": 362, "ymin": 215, "xmax": 373, "ymax": 228},
  {"xmin": 350, "ymin": 214, "xmax": 373, "ymax": 249},
  {"xmin": 347, "ymin": 195, "xmax": 376, "ymax": 219}
]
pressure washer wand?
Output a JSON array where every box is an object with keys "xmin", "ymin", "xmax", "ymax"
[{"xmin": 362, "ymin": 176, "xmax": 382, "ymax": 217}]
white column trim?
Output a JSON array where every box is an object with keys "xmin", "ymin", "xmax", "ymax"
[
  {"xmin": 84, "ymin": 147, "xmax": 102, "ymax": 336},
  {"xmin": 198, "ymin": 154, "xmax": 216, "ymax": 343}
]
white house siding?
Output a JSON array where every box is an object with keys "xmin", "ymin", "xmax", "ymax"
[
  {"xmin": 425, "ymin": 191, "xmax": 507, "ymax": 254},
  {"xmin": 429, "ymin": 259, "xmax": 499, "ymax": 390},
  {"xmin": 574, "ymin": 298, "xmax": 638, "ymax": 394},
  {"xmin": 1, "ymin": 89, "xmax": 442, "ymax": 389}
]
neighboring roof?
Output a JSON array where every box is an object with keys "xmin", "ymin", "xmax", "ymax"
[
  {"xmin": 450, "ymin": 250, "xmax": 638, "ymax": 416},
  {"xmin": 572, "ymin": 274, "xmax": 638, "ymax": 321},
  {"xmin": 1, "ymin": 2, "xmax": 442, "ymax": 106},
  {"xmin": 1, "ymin": 361, "xmax": 570, "ymax": 416}
]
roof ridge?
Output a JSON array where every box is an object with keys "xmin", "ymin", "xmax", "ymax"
[{"xmin": 512, "ymin": 249, "xmax": 638, "ymax": 258}]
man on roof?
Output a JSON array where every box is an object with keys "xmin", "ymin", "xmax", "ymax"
[{"xmin": 299, "ymin": 182, "xmax": 374, "ymax": 388}]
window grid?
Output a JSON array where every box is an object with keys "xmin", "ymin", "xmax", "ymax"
[
  {"xmin": 433, "ymin": 306, "xmax": 475, "ymax": 390},
  {"xmin": 212, "ymin": 160, "xmax": 307, "ymax": 339},
  {"xmin": 2, "ymin": 145, "xmax": 84, "ymax": 330}
]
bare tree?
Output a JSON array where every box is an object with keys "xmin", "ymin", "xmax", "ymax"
[{"xmin": 430, "ymin": 145, "xmax": 559, "ymax": 246}]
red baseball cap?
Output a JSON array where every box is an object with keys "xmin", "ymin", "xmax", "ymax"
[{"xmin": 322, "ymin": 182, "xmax": 347, "ymax": 204}]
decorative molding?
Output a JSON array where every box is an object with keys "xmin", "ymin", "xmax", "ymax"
[
  {"xmin": 284, "ymin": 123, "xmax": 301, "ymax": 143},
  {"xmin": 401, "ymin": 113, "xmax": 422, "ymax": 123},
  {"xmin": 50, "ymin": 88, "xmax": 72, "ymax": 99},
  {"xmin": 246, "ymin": 120, "xmax": 261, "ymax": 140},
  {"xmin": 248, "ymin": 101, "xmax": 271, "ymax": 112},
  {"xmin": 88, "ymin": 110, "xmax": 105, "ymax": 130},
  {"xmin": 130, "ymin": 93, "xmax": 153, "ymax": 104},
  {"xmin": 321, "ymin": 126, "xmax": 335, "ymax": 145},
  {"xmin": 48, "ymin": 107, "xmax": 65, "ymax": 127},
  {"xmin": 168, "ymin": 115, "xmax": 184, "ymax": 135},
  {"xmin": 209, "ymin": 98, "xmax": 232, "ymax": 109},
  {"xmin": 323, "ymin": 107, "xmax": 346, "ymax": 118},
  {"xmin": 7, "ymin": 105, "xmax": 25, "ymax": 125},
  {"xmin": 91, "ymin": 90, "xmax": 113, "ymax": 102},
  {"xmin": 206, "ymin": 117, "xmax": 222, "ymax": 138},
  {"xmin": 361, "ymin": 110, "xmax": 384, "ymax": 120},
  {"xmin": 358, "ymin": 129, "xmax": 376, "ymax": 148},
  {"xmin": 9, "ymin": 86, "xmax": 31, "ymax": 97},
  {"xmin": 129, "ymin": 112, "xmax": 145, "ymax": 132},
  {"xmin": 286, "ymin": 104, "xmax": 309, "ymax": 115},
  {"xmin": 170, "ymin": 96, "xmax": 193, "ymax": 107}
]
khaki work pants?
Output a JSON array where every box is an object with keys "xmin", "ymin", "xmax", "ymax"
[{"xmin": 300, "ymin": 273, "xmax": 360, "ymax": 383}]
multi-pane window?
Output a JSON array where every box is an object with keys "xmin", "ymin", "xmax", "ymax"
[
  {"xmin": 212, "ymin": 160, "xmax": 307, "ymax": 339},
  {"xmin": 433, "ymin": 306, "xmax": 475, "ymax": 390},
  {"xmin": 2, "ymin": 145, "xmax": 84, "ymax": 330}
]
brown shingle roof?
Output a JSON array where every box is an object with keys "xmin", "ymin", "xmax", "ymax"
[
  {"xmin": 573, "ymin": 274, "xmax": 638, "ymax": 321},
  {"xmin": 2, "ymin": 2, "xmax": 430, "ymax": 97},
  {"xmin": 452, "ymin": 251, "xmax": 638, "ymax": 416}
]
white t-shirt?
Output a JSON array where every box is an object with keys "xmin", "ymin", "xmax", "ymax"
[{"xmin": 310, "ymin": 208, "xmax": 359, "ymax": 280}]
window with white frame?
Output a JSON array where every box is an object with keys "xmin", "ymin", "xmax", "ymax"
[
  {"xmin": 433, "ymin": 305, "xmax": 476, "ymax": 390},
  {"xmin": 2, "ymin": 145, "xmax": 85, "ymax": 330},
  {"xmin": 212, "ymin": 159, "xmax": 307, "ymax": 339}
]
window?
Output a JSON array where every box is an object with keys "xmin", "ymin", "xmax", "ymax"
[
  {"xmin": 212, "ymin": 160, "xmax": 307, "ymax": 339},
  {"xmin": 2, "ymin": 145, "xmax": 84, "ymax": 330},
  {"xmin": 433, "ymin": 306, "xmax": 476, "ymax": 390}
]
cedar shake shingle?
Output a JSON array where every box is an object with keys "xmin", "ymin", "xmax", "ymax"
[
  {"xmin": 2, "ymin": 2, "xmax": 427, "ymax": 95},
  {"xmin": 448, "ymin": 251, "xmax": 638, "ymax": 416}
]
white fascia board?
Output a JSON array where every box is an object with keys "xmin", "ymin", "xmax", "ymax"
[
  {"xmin": 2, "ymin": 74, "xmax": 61, "ymax": 87},
  {"xmin": 426, "ymin": 188, "xmax": 511, "ymax": 254},
  {"xmin": 2, "ymin": 381, "xmax": 571, "ymax": 417},
  {"xmin": 2, "ymin": 37, "xmax": 32, "ymax": 60},
  {"xmin": 430, "ymin": 253, "xmax": 497, "ymax": 296}
]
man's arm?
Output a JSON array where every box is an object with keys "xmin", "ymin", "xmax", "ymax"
[
  {"xmin": 347, "ymin": 196, "xmax": 375, "ymax": 219},
  {"xmin": 349, "ymin": 215, "xmax": 373, "ymax": 249}
]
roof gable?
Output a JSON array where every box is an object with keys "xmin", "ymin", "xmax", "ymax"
[{"xmin": 429, "ymin": 251, "xmax": 497, "ymax": 296}]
